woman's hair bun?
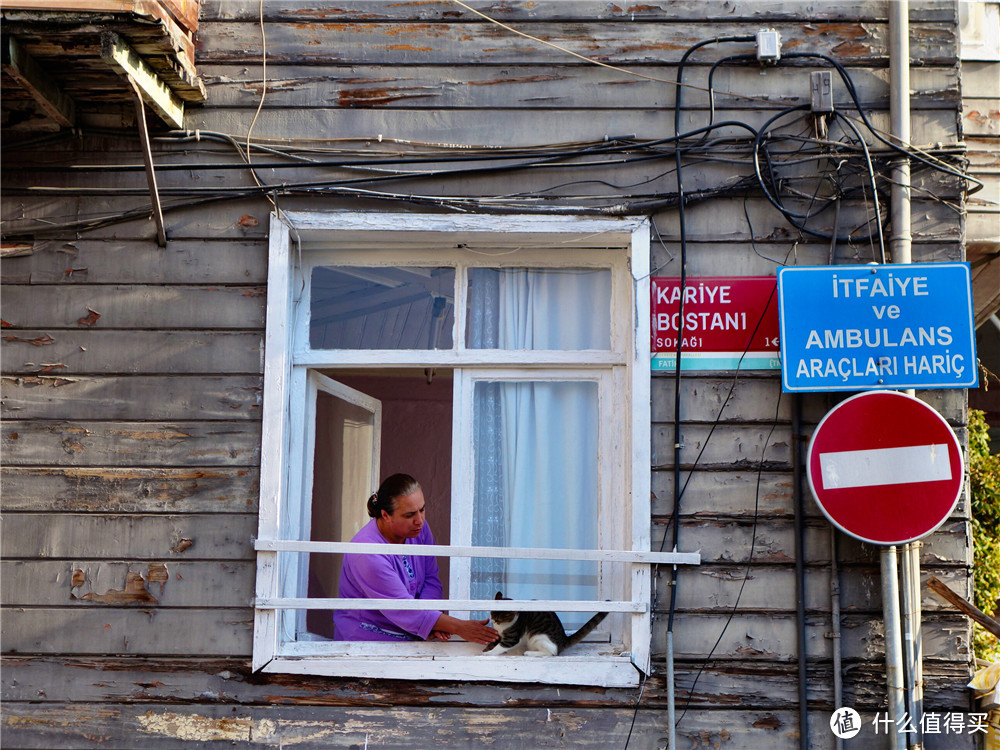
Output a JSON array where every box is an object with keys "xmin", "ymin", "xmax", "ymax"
[{"xmin": 367, "ymin": 474, "xmax": 420, "ymax": 518}]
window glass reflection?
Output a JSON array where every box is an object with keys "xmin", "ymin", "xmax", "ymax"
[{"xmin": 310, "ymin": 266, "xmax": 455, "ymax": 350}]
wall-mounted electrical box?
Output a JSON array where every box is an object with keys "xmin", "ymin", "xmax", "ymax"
[
  {"xmin": 810, "ymin": 71, "xmax": 834, "ymax": 112},
  {"xmin": 756, "ymin": 29, "xmax": 781, "ymax": 63}
]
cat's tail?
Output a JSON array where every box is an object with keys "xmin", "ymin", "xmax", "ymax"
[{"xmin": 562, "ymin": 611, "xmax": 608, "ymax": 651}]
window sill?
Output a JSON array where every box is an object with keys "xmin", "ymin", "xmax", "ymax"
[{"xmin": 263, "ymin": 642, "xmax": 640, "ymax": 687}]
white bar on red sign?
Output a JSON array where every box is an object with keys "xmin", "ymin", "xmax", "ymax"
[{"xmin": 819, "ymin": 444, "xmax": 953, "ymax": 489}]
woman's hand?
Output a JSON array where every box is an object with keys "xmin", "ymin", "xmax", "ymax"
[
  {"xmin": 431, "ymin": 614, "xmax": 498, "ymax": 645},
  {"xmin": 427, "ymin": 630, "xmax": 451, "ymax": 641}
]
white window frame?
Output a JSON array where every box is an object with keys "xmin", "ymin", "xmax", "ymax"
[{"xmin": 252, "ymin": 211, "xmax": 699, "ymax": 687}]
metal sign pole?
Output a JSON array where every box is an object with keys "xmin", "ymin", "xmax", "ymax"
[
  {"xmin": 882, "ymin": 546, "xmax": 908, "ymax": 750},
  {"xmin": 901, "ymin": 541, "xmax": 924, "ymax": 749}
]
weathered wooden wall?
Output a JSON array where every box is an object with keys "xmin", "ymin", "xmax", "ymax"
[{"xmin": 1, "ymin": 2, "xmax": 975, "ymax": 748}]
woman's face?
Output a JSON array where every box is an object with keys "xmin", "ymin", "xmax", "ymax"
[{"xmin": 380, "ymin": 488, "xmax": 426, "ymax": 543}]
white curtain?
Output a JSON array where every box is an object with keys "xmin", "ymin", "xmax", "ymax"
[{"xmin": 471, "ymin": 269, "xmax": 607, "ymax": 625}]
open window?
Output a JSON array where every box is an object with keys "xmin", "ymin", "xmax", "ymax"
[
  {"xmin": 302, "ymin": 372, "xmax": 381, "ymax": 639},
  {"xmin": 253, "ymin": 212, "xmax": 697, "ymax": 686}
]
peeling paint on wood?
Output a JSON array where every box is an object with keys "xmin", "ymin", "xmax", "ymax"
[
  {"xmin": 1, "ymin": 375, "xmax": 264, "ymax": 421},
  {"xmin": 2, "ymin": 419, "xmax": 262, "ymax": 467},
  {"xmin": 197, "ymin": 1, "xmax": 958, "ymax": 24},
  {"xmin": 181, "ymin": 105, "xmax": 961, "ymax": 145},
  {"xmin": 137, "ymin": 710, "xmax": 273, "ymax": 742},
  {"xmin": 3, "ymin": 560, "xmax": 253, "ymax": 607},
  {"xmin": 3, "ymin": 333, "xmax": 55, "ymax": 346},
  {"xmin": 1, "ymin": 286, "xmax": 266, "ymax": 329},
  {"xmin": 193, "ymin": 20, "xmax": 956, "ymax": 67},
  {"xmin": 2, "ymin": 609, "xmax": 255, "ymax": 655},
  {"xmin": 71, "ymin": 566, "xmax": 161, "ymax": 605},
  {"xmin": 0, "ymin": 331, "xmax": 265, "ymax": 375},
  {"xmin": 0, "ymin": 702, "xmax": 876, "ymax": 749},
  {"xmin": 170, "ymin": 539, "xmax": 193, "ymax": 554},
  {"xmin": 0, "ymin": 654, "xmax": 976, "ymax": 711},
  {"xmin": 191, "ymin": 63, "xmax": 961, "ymax": 111},
  {"xmin": 964, "ymin": 106, "xmax": 1000, "ymax": 135},
  {"xmin": 0, "ymin": 513, "xmax": 257, "ymax": 560},
  {"xmin": 1, "ymin": 466, "xmax": 260, "ymax": 513},
  {"xmin": 0, "ymin": 238, "xmax": 267, "ymax": 284},
  {"xmin": 75, "ymin": 308, "xmax": 101, "ymax": 326}
]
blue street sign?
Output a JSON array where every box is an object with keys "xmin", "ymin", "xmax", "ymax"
[{"xmin": 777, "ymin": 263, "xmax": 978, "ymax": 392}]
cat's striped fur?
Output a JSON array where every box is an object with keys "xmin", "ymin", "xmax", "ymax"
[{"xmin": 482, "ymin": 591, "xmax": 608, "ymax": 656}]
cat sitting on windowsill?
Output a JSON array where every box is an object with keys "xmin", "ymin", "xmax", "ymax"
[{"xmin": 482, "ymin": 591, "xmax": 608, "ymax": 656}]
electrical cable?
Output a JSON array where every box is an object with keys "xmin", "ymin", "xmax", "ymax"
[
  {"xmin": 676, "ymin": 388, "xmax": 784, "ymax": 727},
  {"xmin": 833, "ymin": 110, "xmax": 887, "ymax": 263},
  {"xmin": 2, "ymin": 29, "xmax": 974, "ymax": 275},
  {"xmin": 665, "ymin": 202, "xmax": 801, "ymax": 735},
  {"xmin": 10, "ymin": 132, "xmax": 740, "ymax": 174},
  {"xmin": 9, "ymin": 142, "xmax": 700, "ymax": 197},
  {"xmin": 452, "ymin": 0, "xmax": 750, "ymax": 95},
  {"xmin": 647, "ymin": 280, "xmax": 787, "ymax": 733},
  {"xmin": 705, "ymin": 53, "xmax": 758, "ymax": 139},
  {"xmin": 4, "ymin": 121, "xmax": 765, "ymax": 238},
  {"xmin": 668, "ymin": 31, "xmax": 756, "ymax": 638},
  {"xmin": 9, "ymin": 76, "xmax": 957, "ymax": 260},
  {"xmin": 742, "ymin": 193, "xmax": 796, "ymax": 266},
  {"xmin": 246, "ymin": 0, "xmax": 267, "ymax": 164},
  {"xmin": 780, "ymin": 51, "xmax": 983, "ymax": 194},
  {"xmin": 652, "ymin": 34, "xmax": 759, "ymax": 750},
  {"xmin": 752, "ymin": 104, "xmax": 817, "ymax": 220},
  {"xmin": 621, "ymin": 671, "xmax": 648, "ymax": 749},
  {"xmin": 751, "ymin": 104, "xmax": 892, "ymax": 250}
]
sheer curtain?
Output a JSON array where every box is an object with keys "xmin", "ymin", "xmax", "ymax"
[{"xmin": 470, "ymin": 269, "xmax": 608, "ymax": 625}]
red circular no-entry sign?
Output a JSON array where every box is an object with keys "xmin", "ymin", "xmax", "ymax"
[{"xmin": 806, "ymin": 391, "xmax": 963, "ymax": 545}]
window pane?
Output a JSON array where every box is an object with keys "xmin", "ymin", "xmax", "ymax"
[
  {"xmin": 472, "ymin": 380, "xmax": 599, "ymax": 628},
  {"xmin": 310, "ymin": 266, "xmax": 455, "ymax": 350},
  {"xmin": 466, "ymin": 268, "xmax": 611, "ymax": 350},
  {"xmin": 305, "ymin": 389, "xmax": 377, "ymax": 638}
]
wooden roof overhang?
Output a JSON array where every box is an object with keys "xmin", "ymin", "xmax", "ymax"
[{"xmin": 0, "ymin": 0, "xmax": 205, "ymax": 132}]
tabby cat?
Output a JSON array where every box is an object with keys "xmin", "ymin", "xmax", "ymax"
[{"xmin": 482, "ymin": 591, "xmax": 608, "ymax": 656}]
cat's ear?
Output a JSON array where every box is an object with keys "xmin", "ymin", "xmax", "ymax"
[{"xmin": 495, "ymin": 591, "xmax": 503, "ymax": 600}]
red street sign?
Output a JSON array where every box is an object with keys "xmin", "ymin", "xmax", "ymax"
[
  {"xmin": 806, "ymin": 391, "xmax": 963, "ymax": 545},
  {"xmin": 650, "ymin": 276, "xmax": 780, "ymax": 355}
]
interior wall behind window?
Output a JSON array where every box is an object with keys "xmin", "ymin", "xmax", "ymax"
[{"xmin": 334, "ymin": 372, "xmax": 453, "ymax": 593}]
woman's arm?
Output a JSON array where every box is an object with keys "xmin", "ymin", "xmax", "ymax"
[{"xmin": 431, "ymin": 614, "xmax": 497, "ymax": 645}]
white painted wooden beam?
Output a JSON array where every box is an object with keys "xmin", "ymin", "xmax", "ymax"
[
  {"xmin": 100, "ymin": 30, "xmax": 184, "ymax": 129},
  {"xmin": 2, "ymin": 36, "xmax": 75, "ymax": 127},
  {"xmin": 254, "ymin": 539, "xmax": 701, "ymax": 566},
  {"xmin": 256, "ymin": 598, "xmax": 647, "ymax": 613}
]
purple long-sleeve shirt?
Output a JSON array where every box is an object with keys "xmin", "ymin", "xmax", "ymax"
[{"xmin": 333, "ymin": 518, "xmax": 443, "ymax": 641}]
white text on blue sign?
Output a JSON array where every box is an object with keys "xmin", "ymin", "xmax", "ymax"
[{"xmin": 777, "ymin": 263, "xmax": 978, "ymax": 392}]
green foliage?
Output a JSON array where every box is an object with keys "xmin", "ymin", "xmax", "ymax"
[{"xmin": 969, "ymin": 409, "xmax": 1000, "ymax": 661}]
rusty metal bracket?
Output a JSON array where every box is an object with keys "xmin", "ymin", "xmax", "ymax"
[{"xmin": 129, "ymin": 76, "xmax": 167, "ymax": 247}]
